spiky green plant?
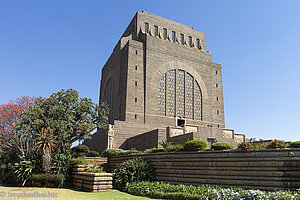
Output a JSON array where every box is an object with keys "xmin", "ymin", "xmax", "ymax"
[{"xmin": 35, "ymin": 128, "xmax": 57, "ymax": 173}]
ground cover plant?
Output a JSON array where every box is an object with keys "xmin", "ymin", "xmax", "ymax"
[{"xmin": 126, "ymin": 181, "xmax": 300, "ymax": 200}]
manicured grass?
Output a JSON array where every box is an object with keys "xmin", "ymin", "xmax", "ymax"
[{"xmin": 0, "ymin": 186, "xmax": 159, "ymax": 200}]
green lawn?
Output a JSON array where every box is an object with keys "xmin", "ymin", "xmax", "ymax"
[{"xmin": 0, "ymin": 186, "xmax": 159, "ymax": 200}]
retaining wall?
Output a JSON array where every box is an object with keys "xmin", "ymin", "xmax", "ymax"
[
  {"xmin": 83, "ymin": 157, "xmax": 107, "ymax": 166},
  {"xmin": 72, "ymin": 165, "xmax": 112, "ymax": 192},
  {"xmin": 108, "ymin": 149, "xmax": 300, "ymax": 190}
]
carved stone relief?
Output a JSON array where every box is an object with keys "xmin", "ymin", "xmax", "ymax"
[{"xmin": 158, "ymin": 69, "xmax": 202, "ymax": 120}]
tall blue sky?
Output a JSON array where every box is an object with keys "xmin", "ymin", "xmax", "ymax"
[{"xmin": 0, "ymin": 1, "xmax": 299, "ymax": 141}]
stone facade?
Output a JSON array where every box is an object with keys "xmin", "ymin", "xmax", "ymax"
[{"xmin": 84, "ymin": 11, "xmax": 245, "ymax": 153}]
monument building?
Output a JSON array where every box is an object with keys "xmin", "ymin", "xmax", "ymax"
[{"xmin": 84, "ymin": 11, "xmax": 245, "ymax": 153}]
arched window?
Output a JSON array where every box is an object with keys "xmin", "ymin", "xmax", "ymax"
[{"xmin": 158, "ymin": 69, "xmax": 202, "ymax": 120}]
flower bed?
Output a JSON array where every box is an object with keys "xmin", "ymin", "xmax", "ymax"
[{"xmin": 126, "ymin": 181, "xmax": 300, "ymax": 200}]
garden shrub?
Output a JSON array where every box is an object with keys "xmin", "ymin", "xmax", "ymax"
[
  {"xmin": 71, "ymin": 145, "xmax": 89, "ymax": 158},
  {"xmin": 70, "ymin": 157, "xmax": 89, "ymax": 166},
  {"xmin": 164, "ymin": 144, "xmax": 184, "ymax": 152},
  {"xmin": 86, "ymin": 150, "xmax": 100, "ymax": 157},
  {"xmin": 102, "ymin": 148, "xmax": 123, "ymax": 158},
  {"xmin": 0, "ymin": 163, "xmax": 17, "ymax": 185},
  {"xmin": 267, "ymin": 139, "xmax": 286, "ymax": 149},
  {"xmin": 112, "ymin": 158, "xmax": 155, "ymax": 191},
  {"xmin": 125, "ymin": 181, "xmax": 300, "ymax": 200},
  {"xmin": 249, "ymin": 142, "xmax": 270, "ymax": 149},
  {"xmin": 160, "ymin": 141, "xmax": 173, "ymax": 149},
  {"xmin": 211, "ymin": 142, "xmax": 234, "ymax": 150},
  {"xmin": 28, "ymin": 173, "xmax": 64, "ymax": 188},
  {"xmin": 183, "ymin": 140, "xmax": 207, "ymax": 151},
  {"xmin": 237, "ymin": 142, "xmax": 253, "ymax": 152},
  {"xmin": 120, "ymin": 150, "xmax": 144, "ymax": 155},
  {"xmin": 51, "ymin": 153, "xmax": 72, "ymax": 175},
  {"xmin": 150, "ymin": 147, "xmax": 165, "ymax": 153},
  {"xmin": 291, "ymin": 141, "xmax": 300, "ymax": 148}
]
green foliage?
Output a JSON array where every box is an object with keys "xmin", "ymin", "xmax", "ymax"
[
  {"xmin": 164, "ymin": 144, "xmax": 184, "ymax": 152},
  {"xmin": 102, "ymin": 149, "xmax": 123, "ymax": 158},
  {"xmin": 267, "ymin": 139, "xmax": 286, "ymax": 149},
  {"xmin": 0, "ymin": 163, "xmax": 17, "ymax": 184},
  {"xmin": 211, "ymin": 142, "xmax": 234, "ymax": 150},
  {"xmin": 51, "ymin": 153, "xmax": 72, "ymax": 175},
  {"xmin": 149, "ymin": 147, "xmax": 165, "ymax": 153},
  {"xmin": 291, "ymin": 141, "xmax": 300, "ymax": 148},
  {"xmin": 125, "ymin": 181, "xmax": 300, "ymax": 200},
  {"xmin": 28, "ymin": 173, "xmax": 64, "ymax": 188},
  {"xmin": 86, "ymin": 150, "xmax": 100, "ymax": 157},
  {"xmin": 71, "ymin": 145, "xmax": 89, "ymax": 158},
  {"xmin": 112, "ymin": 158, "xmax": 155, "ymax": 191},
  {"xmin": 14, "ymin": 160, "xmax": 35, "ymax": 186},
  {"xmin": 84, "ymin": 168, "xmax": 105, "ymax": 173},
  {"xmin": 120, "ymin": 150, "xmax": 144, "ymax": 155},
  {"xmin": 237, "ymin": 142, "xmax": 253, "ymax": 152},
  {"xmin": 183, "ymin": 140, "xmax": 207, "ymax": 151},
  {"xmin": 70, "ymin": 157, "xmax": 89, "ymax": 166},
  {"xmin": 84, "ymin": 164, "xmax": 105, "ymax": 173},
  {"xmin": 35, "ymin": 127, "xmax": 58, "ymax": 173},
  {"xmin": 160, "ymin": 141, "xmax": 173, "ymax": 149},
  {"xmin": 159, "ymin": 141, "xmax": 184, "ymax": 152},
  {"xmin": 17, "ymin": 89, "xmax": 109, "ymax": 153},
  {"xmin": 250, "ymin": 142, "xmax": 270, "ymax": 149}
]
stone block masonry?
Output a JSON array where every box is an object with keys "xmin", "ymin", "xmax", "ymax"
[
  {"xmin": 108, "ymin": 149, "xmax": 300, "ymax": 191},
  {"xmin": 84, "ymin": 11, "xmax": 246, "ymax": 153},
  {"xmin": 72, "ymin": 166, "xmax": 112, "ymax": 192}
]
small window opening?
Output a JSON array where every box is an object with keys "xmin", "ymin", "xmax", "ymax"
[
  {"xmin": 180, "ymin": 33, "xmax": 184, "ymax": 44},
  {"xmin": 145, "ymin": 22, "xmax": 149, "ymax": 33},
  {"xmin": 216, "ymin": 83, "xmax": 218, "ymax": 88},
  {"xmin": 135, "ymin": 98, "xmax": 137, "ymax": 102},
  {"xmin": 135, "ymin": 81, "xmax": 137, "ymax": 86},
  {"xmin": 154, "ymin": 25, "xmax": 158, "ymax": 36},
  {"xmin": 135, "ymin": 50, "xmax": 138, "ymax": 55},
  {"xmin": 172, "ymin": 31, "xmax": 176, "ymax": 42},
  {"xmin": 135, "ymin": 66, "xmax": 137, "ymax": 70},
  {"xmin": 177, "ymin": 119, "xmax": 185, "ymax": 127},
  {"xmin": 188, "ymin": 36, "xmax": 192, "ymax": 47},
  {"xmin": 134, "ymin": 114, "xmax": 137, "ymax": 119},
  {"xmin": 163, "ymin": 28, "xmax": 167, "ymax": 39},
  {"xmin": 216, "ymin": 97, "xmax": 219, "ymax": 101},
  {"xmin": 217, "ymin": 111, "xmax": 219, "ymax": 115},
  {"xmin": 216, "ymin": 70, "xmax": 218, "ymax": 75},
  {"xmin": 196, "ymin": 38, "xmax": 200, "ymax": 49}
]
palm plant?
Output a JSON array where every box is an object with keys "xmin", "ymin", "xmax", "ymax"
[{"xmin": 35, "ymin": 128, "xmax": 57, "ymax": 173}]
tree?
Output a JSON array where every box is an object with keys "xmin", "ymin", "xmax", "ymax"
[
  {"xmin": 18, "ymin": 89, "xmax": 109, "ymax": 153},
  {"xmin": 35, "ymin": 127, "xmax": 57, "ymax": 173},
  {"xmin": 0, "ymin": 96, "xmax": 35, "ymax": 159}
]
